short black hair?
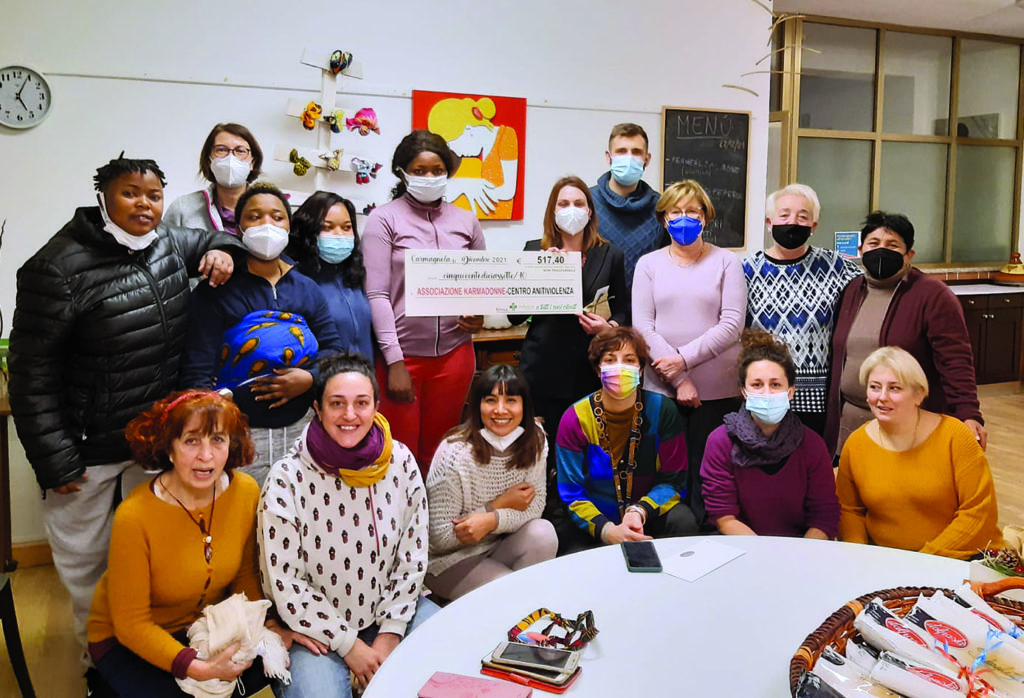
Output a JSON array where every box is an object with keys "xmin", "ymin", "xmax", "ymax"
[
  {"xmin": 390, "ymin": 129, "xmax": 461, "ymax": 199},
  {"xmin": 234, "ymin": 181, "xmax": 292, "ymax": 226},
  {"xmin": 313, "ymin": 352, "xmax": 378, "ymax": 405},
  {"xmin": 861, "ymin": 210, "xmax": 915, "ymax": 250},
  {"xmin": 93, "ymin": 153, "xmax": 167, "ymax": 192},
  {"xmin": 287, "ymin": 191, "xmax": 365, "ymax": 288}
]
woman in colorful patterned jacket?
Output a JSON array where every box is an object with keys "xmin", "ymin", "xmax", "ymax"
[{"xmin": 554, "ymin": 327, "xmax": 699, "ymax": 555}]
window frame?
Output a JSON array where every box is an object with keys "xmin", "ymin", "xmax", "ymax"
[{"xmin": 775, "ymin": 15, "xmax": 1024, "ymax": 268}]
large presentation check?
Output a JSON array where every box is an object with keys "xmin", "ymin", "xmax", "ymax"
[{"xmin": 404, "ymin": 250, "xmax": 583, "ymax": 317}]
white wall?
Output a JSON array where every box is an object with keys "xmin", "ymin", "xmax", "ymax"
[{"xmin": 0, "ymin": 0, "xmax": 771, "ymax": 543}]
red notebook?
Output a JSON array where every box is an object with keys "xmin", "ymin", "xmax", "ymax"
[{"xmin": 418, "ymin": 671, "xmax": 533, "ymax": 698}]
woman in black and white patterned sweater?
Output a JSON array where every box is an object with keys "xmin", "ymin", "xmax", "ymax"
[
  {"xmin": 258, "ymin": 353, "xmax": 436, "ymax": 698},
  {"xmin": 425, "ymin": 364, "xmax": 558, "ymax": 601}
]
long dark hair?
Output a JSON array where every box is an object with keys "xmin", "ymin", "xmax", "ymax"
[
  {"xmin": 444, "ymin": 365, "xmax": 546, "ymax": 470},
  {"xmin": 287, "ymin": 191, "xmax": 365, "ymax": 288},
  {"xmin": 389, "ymin": 129, "xmax": 461, "ymax": 200}
]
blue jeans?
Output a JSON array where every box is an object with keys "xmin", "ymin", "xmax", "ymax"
[{"xmin": 279, "ymin": 596, "xmax": 440, "ymax": 698}]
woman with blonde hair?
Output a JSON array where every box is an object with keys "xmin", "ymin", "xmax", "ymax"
[
  {"xmin": 837, "ymin": 346, "xmax": 1002, "ymax": 559},
  {"xmin": 509, "ymin": 175, "xmax": 629, "ymax": 527},
  {"xmin": 632, "ymin": 179, "xmax": 746, "ymax": 526}
]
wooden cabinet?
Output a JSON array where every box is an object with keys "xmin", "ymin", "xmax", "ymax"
[
  {"xmin": 472, "ymin": 325, "xmax": 527, "ymax": 372},
  {"xmin": 958, "ymin": 292, "xmax": 1024, "ymax": 384}
]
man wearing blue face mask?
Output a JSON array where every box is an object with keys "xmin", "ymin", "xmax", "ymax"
[{"xmin": 590, "ymin": 123, "xmax": 664, "ymax": 287}]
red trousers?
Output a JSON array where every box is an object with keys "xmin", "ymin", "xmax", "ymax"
[{"xmin": 376, "ymin": 341, "xmax": 476, "ymax": 477}]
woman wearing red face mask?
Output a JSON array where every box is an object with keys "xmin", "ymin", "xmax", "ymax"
[{"xmin": 825, "ymin": 211, "xmax": 985, "ymax": 458}]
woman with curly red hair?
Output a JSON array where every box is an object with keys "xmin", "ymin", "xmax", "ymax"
[{"xmin": 86, "ymin": 390, "xmax": 315, "ymax": 697}]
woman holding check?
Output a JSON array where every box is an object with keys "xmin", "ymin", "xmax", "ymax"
[{"xmin": 510, "ymin": 176, "xmax": 629, "ymax": 529}]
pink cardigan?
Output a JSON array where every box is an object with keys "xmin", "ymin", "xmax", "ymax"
[
  {"xmin": 362, "ymin": 194, "xmax": 486, "ymax": 364},
  {"xmin": 632, "ymin": 245, "xmax": 746, "ymax": 401}
]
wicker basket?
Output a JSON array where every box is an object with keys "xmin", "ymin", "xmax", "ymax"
[{"xmin": 788, "ymin": 585, "xmax": 1024, "ymax": 696}]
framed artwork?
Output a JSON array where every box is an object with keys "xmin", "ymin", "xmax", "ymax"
[{"xmin": 412, "ymin": 90, "xmax": 526, "ymax": 220}]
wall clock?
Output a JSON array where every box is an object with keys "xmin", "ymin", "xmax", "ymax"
[{"xmin": 0, "ymin": 65, "xmax": 52, "ymax": 129}]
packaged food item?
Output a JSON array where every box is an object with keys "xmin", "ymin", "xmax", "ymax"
[
  {"xmin": 845, "ymin": 640, "xmax": 880, "ymax": 674},
  {"xmin": 854, "ymin": 599, "xmax": 960, "ymax": 676},
  {"xmin": 813, "ymin": 647, "xmax": 900, "ymax": 697},
  {"xmin": 868, "ymin": 652, "xmax": 966, "ymax": 697},
  {"xmin": 953, "ymin": 583, "xmax": 1024, "ymax": 639},
  {"xmin": 796, "ymin": 671, "xmax": 847, "ymax": 698}
]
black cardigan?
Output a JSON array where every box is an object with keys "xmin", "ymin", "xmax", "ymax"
[{"xmin": 510, "ymin": 239, "xmax": 629, "ymax": 402}]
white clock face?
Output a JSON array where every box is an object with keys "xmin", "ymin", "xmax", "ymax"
[{"xmin": 0, "ymin": 66, "xmax": 51, "ymax": 129}]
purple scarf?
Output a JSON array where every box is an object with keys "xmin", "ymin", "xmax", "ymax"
[
  {"xmin": 305, "ymin": 415, "xmax": 385, "ymax": 476},
  {"xmin": 722, "ymin": 407, "xmax": 804, "ymax": 470}
]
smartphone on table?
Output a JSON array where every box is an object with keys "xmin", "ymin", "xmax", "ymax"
[
  {"xmin": 621, "ymin": 540, "xmax": 662, "ymax": 572},
  {"xmin": 488, "ymin": 641, "xmax": 581, "ymax": 676}
]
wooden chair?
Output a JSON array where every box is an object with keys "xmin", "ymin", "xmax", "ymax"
[{"xmin": 0, "ymin": 573, "xmax": 35, "ymax": 697}]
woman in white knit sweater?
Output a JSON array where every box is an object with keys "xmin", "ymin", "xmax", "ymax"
[{"xmin": 425, "ymin": 364, "xmax": 558, "ymax": 600}]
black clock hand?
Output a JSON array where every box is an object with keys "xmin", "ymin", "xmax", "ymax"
[
  {"xmin": 16, "ymin": 93, "xmax": 27, "ymax": 110},
  {"xmin": 15, "ymin": 76, "xmax": 29, "ymax": 100}
]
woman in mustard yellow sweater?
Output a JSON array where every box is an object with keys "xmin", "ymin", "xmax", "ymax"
[
  {"xmin": 87, "ymin": 391, "xmax": 312, "ymax": 696},
  {"xmin": 837, "ymin": 347, "xmax": 1002, "ymax": 560}
]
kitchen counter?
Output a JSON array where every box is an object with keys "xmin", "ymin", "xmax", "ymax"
[{"xmin": 949, "ymin": 283, "xmax": 1024, "ymax": 296}]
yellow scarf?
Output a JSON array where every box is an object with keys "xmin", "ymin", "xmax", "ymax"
[{"xmin": 333, "ymin": 412, "xmax": 393, "ymax": 488}]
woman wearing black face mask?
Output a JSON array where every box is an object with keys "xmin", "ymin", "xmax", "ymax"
[
  {"xmin": 743, "ymin": 185, "xmax": 861, "ymax": 436},
  {"xmin": 824, "ymin": 211, "xmax": 985, "ymax": 457}
]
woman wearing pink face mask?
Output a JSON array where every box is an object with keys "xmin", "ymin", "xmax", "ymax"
[
  {"xmin": 554, "ymin": 327, "xmax": 697, "ymax": 555},
  {"xmin": 509, "ymin": 176, "xmax": 629, "ymax": 534}
]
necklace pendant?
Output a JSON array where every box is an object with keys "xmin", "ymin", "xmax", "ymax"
[
  {"xmin": 204, "ymin": 546, "xmax": 212, "ymax": 564},
  {"xmin": 204, "ymin": 535, "xmax": 212, "ymax": 544}
]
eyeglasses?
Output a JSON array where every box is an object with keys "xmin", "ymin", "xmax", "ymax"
[{"xmin": 211, "ymin": 145, "xmax": 252, "ymax": 159}]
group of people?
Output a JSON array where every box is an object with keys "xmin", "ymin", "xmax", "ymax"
[{"xmin": 5, "ymin": 120, "xmax": 1000, "ymax": 697}]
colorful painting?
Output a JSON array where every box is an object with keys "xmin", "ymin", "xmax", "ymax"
[{"xmin": 412, "ymin": 90, "xmax": 526, "ymax": 220}]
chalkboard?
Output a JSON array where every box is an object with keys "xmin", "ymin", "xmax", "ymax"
[{"xmin": 662, "ymin": 107, "xmax": 750, "ymax": 249}]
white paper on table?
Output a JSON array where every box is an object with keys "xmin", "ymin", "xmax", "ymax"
[{"xmin": 661, "ymin": 539, "xmax": 745, "ymax": 582}]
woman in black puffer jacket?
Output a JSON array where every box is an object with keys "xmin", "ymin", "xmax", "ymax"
[{"xmin": 7, "ymin": 155, "xmax": 244, "ymax": 657}]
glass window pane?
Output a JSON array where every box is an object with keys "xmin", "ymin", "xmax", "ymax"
[
  {"xmin": 952, "ymin": 145, "xmax": 1015, "ymax": 263},
  {"xmin": 797, "ymin": 139, "xmax": 872, "ymax": 250},
  {"xmin": 882, "ymin": 33, "xmax": 952, "ymax": 136},
  {"xmin": 770, "ymin": 23, "xmax": 784, "ymax": 113},
  {"xmin": 878, "ymin": 143, "xmax": 948, "ymax": 263},
  {"xmin": 958, "ymin": 40, "xmax": 1020, "ymax": 139},
  {"xmin": 800, "ymin": 23, "xmax": 876, "ymax": 132}
]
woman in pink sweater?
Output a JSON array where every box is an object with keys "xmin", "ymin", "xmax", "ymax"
[
  {"xmin": 362, "ymin": 130, "xmax": 486, "ymax": 475},
  {"xmin": 632, "ymin": 180, "xmax": 746, "ymax": 526}
]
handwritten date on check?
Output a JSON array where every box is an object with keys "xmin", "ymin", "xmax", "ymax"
[{"xmin": 404, "ymin": 250, "xmax": 583, "ymax": 317}]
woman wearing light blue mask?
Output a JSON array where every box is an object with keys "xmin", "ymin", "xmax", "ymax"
[
  {"xmin": 288, "ymin": 191, "xmax": 373, "ymax": 360},
  {"xmin": 632, "ymin": 179, "xmax": 746, "ymax": 527},
  {"xmin": 700, "ymin": 330, "xmax": 839, "ymax": 539}
]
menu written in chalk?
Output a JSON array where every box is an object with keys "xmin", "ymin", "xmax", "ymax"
[
  {"xmin": 662, "ymin": 107, "xmax": 750, "ymax": 249},
  {"xmin": 404, "ymin": 250, "xmax": 583, "ymax": 317}
]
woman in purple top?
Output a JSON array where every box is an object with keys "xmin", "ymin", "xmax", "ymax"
[
  {"xmin": 362, "ymin": 130, "xmax": 486, "ymax": 475},
  {"xmin": 632, "ymin": 180, "xmax": 746, "ymax": 526},
  {"xmin": 701, "ymin": 330, "xmax": 839, "ymax": 539}
]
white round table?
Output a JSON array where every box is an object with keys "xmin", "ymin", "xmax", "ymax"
[{"xmin": 364, "ymin": 536, "xmax": 968, "ymax": 697}]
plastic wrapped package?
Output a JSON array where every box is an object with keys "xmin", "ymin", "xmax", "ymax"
[
  {"xmin": 854, "ymin": 599, "xmax": 961, "ymax": 676},
  {"xmin": 868, "ymin": 652, "xmax": 967, "ymax": 697},
  {"xmin": 813, "ymin": 647, "xmax": 900, "ymax": 697}
]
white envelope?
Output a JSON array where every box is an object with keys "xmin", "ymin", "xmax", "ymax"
[{"xmin": 661, "ymin": 539, "xmax": 745, "ymax": 582}]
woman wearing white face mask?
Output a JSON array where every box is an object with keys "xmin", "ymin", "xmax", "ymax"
[
  {"xmin": 509, "ymin": 176, "xmax": 630, "ymax": 535},
  {"xmin": 164, "ymin": 123, "xmax": 263, "ymax": 237},
  {"xmin": 180, "ymin": 183, "xmax": 345, "ymax": 485},
  {"xmin": 425, "ymin": 364, "xmax": 556, "ymax": 600},
  {"xmin": 362, "ymin": 130, "xmax": 487, "ymax": 477},
  {"xmin": 700, "ymin": 330, "xmax": 839, "ymax": 539},
  {"xmin": 554, "ymin": 327, "xmax": 697, "ymax": 555}
]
